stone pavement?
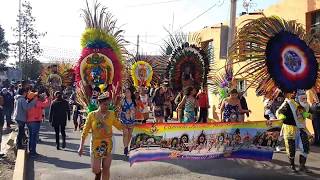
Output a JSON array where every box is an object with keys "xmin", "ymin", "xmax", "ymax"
[{"xmin": 26, "ymin": 121, "xmax": 320, "ymax": 180}]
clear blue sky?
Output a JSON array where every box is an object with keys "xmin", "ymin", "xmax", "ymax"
[{"xmin": 0, "ymin": 0, "xmax": 280, "ymax": 64}]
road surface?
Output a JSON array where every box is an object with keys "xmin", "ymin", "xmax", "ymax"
[{"xmin": 26, "ymin": 121, "xmax": 320, "ymax": 180}]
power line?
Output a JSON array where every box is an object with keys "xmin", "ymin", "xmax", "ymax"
[
  {"xmin": 152, "ymin": 0, "xmax": 225, "ymax": 45},
  {"xmin": 178, "ymin": 0, "xmax": 225, "ymax": 30}
]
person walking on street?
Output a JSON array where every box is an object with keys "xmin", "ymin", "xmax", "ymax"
[
  {"xmin": 119, "ymin": 88, "xmax": 136, "ymax": 156},
  {"xmin": 70, "ymin": 91, "xmax": 82, "ymax": 131},
  {"xmin": 220, "ymin": 89, "xmax": 251, "ymax": 122},
  {"xmin": 177, "ymin": 87, "xmax": 198, "ymax": 123},
  {"xmin": 197, "ymin": 86, "xmax": 210, "ymax": 123},
  {"xmin": 78, "ymin": 93, "xmax": 123, "ymax": 180},
  {"xmin": 310, "ymin": 98, "xmax": 320, "ymax": 146},
  {"xmin": 0, "ymin": 94, "xmax": 4, "ymax": 156},
  {"xmin": 238, "ymin": 91, "xmax": 249, "ymax": 122},
  {"xmin": 26, "ymin": 92, "xmax": 51, "ymax": 157},
  {"xmin": 49, "ymin": 91, "xmax": 70, "ymax": 150},
  {"xmin": 12, "ymin": 88, "xmax": 37, "ymax": 149},
  {"xmin": 1, "ymin": 88, "xmax": 14, "ymax": 129},
  {"xmin": 152, "ymin": 83, "xmax": 167, "ymax": 123}
]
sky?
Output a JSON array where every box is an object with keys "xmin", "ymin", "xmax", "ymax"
[{"xmin": 0, "ymin": 0, "xmax": 280, "ymax": 65}]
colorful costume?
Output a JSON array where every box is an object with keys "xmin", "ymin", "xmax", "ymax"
[
  {"xmin": 41, "ymin": 63, "xmax": 74, "ymax": 95},
  {"xmin": 82, "ymin": 110, "xmax": 122, "ymax": 158},
  {"xmin": 131, "ymin": 61, "xmax": 153, "ymax": 88},
  {"xmin": 229, "ymin": 16, "xmax": 320, "ymax": 172},
  {"xmin": 223, "ymin": 103, "xmax": 239, "ymax": 122},
  {"xmin": 74, "ymin": 2, "xmax": 126, "ymax": 111},
  {"xmin": 183, "ymin": 97, "xmax": 197, "ymax": 123},
  {"xmin": 277, "ymin": 94, "xmax": 311, "ymax": 171},
  {"xmin": 120, "ymin": 99, "xmax": 135, "ymax": 126},
  {"xmin": 163, "ymin": 33, "xmax": 209, "ymax": 91}
]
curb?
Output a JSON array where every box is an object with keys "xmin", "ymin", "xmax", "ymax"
[{"xmin": 12, "ymin": 149, "xmax": 26, "ymax": 180}]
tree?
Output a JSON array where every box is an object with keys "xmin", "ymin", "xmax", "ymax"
[
  {"xmin": 12, "ymin": 0, "xmax": 46, "ymax": 80},
  {"xmin": 0, "ymin": 25, "xmax": 9, "ymax": 66}
]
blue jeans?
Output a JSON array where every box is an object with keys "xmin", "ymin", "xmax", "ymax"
[
  {"xmin": 3, "ymin": 108, "xmax": 13, "ymax": 126},
  {"xmin": 27, "ymin": 122, "xmax": 41, "ymax": 154}
]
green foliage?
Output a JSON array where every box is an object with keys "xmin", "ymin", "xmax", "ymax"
[
  {"xmin": 12, "ymin": 0, "xmax": 46, "ymax": 80},
  {"xmin": 0, "ymin": 25, "xmax": 9, "ymax": 64},
  {"xmin": 17, "ymin": 59, "xmax": 42, "ymax": 80}
]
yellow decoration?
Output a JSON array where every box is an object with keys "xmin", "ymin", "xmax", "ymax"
[
  {"xmin": 81, "ymin": 28, "xmax": 124, "ymax": 65},
  {"xmin": 80, "ymin": 53, "xmax": 114, "ymax": 86},
  {"xmin": 131, "ymin": 61, "xmax": 153, "ymax": 87},
  {"xmin": 99, "ymin": 84, "xmax": 106, "ymax": 92}
]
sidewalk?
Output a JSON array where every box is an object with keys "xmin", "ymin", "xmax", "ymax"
[{"xmin": 27, "ymin": 121, "xmax": 320, "ymax": 180}]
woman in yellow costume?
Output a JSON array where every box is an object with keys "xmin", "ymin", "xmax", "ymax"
[{"xmin": 78, "ymin": 92, "xmax": 122, "ymax": 180}]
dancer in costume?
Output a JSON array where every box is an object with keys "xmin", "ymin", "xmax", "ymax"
[
  {"xmin": 220, "ymin": 89, "xmax": 251, "ymax": 122},
  {"xmin": 277, "ymin": 90, "xmax": 312, "ymax": 172},
  {"xmin": 139, "ymin": 87, "xmax": 150, "ymax": 123},
  {"xmin": 78, "ymin": 93, "xmax": 122, "ymax": 180},
  {"xmin": 229, "ymin": 16, "xmax": 320, "ymax": 172},
  {"xmin": 47, "ymin": 64, "xmax": 62, "ymax": 92},
  {"xmin": 131, "ymin": 61, "xmax": 153, "ymax": 88},
  {"xmin": 152, "ymin": 83, "xmax": 168, "ymax": 123},
  {"xmin": 42, "ymin": 63, "xmax": 74, "ymax": 96},
  {"xmin": 177, "ymin": 87, "xmax": 198, "ymax": 123},
  {"xmin": 134, "ymin": 91, "xmax": 145, "ymax": 123},
  {"xmin": 120, "ymin": 88, "xmax": 136, "ymax": 156},
  {"xmin": 74, "ymin": 0, "xmax": 126, "ymax": 114},
  {"xmin": 163, "ymin": 33, "xmax": 209, "ymax": 92}
]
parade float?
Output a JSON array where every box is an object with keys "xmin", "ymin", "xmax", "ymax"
[{"xmin": 74, "ymin": 1, "xmax": 127, "ymax": 112}]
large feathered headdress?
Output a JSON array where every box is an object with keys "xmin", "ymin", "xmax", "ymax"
[
  {"xmin": 74, "ymin": 0, "xmax": 127, "ymax": 108},
  {"xmin": 229, "ymin": 16, "xmax": 320, "ymax": 97},
  {"xmin": 41, "ymin": 63, "xmax": 74, "ymax": 87},
  {"xmin": 163, "ymin": 32, "xmax": 210, "ymax": 91}
]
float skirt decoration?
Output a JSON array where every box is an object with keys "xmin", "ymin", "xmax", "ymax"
[{"xmin": 129, "ymin": 121, "xmax": 282, "ymax": 165}]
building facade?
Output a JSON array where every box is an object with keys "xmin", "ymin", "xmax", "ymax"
[{"xmin": 190, "ymin": 0, "xmax": 320, "ymax": 128}]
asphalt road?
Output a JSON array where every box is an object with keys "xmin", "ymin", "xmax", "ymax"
[{"xmin": 26, "ymin": 120, "xmax": 320, "ymax": 180}]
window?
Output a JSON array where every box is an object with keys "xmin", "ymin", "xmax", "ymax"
[
  {"xmin": 311, "ymin": 10, "xmax": 320, "ymax": 34},
  {"xmin": 207, "ymin": 40, "xmax": 214, "ymax": 64},
  {"xmin": 237, "ymin": 79, "xmax": 246, "ymax": 96},
  {"xmin": 201, "ymin": 40, "xmax": 214, "ymax": 64},
  {"xmin": 307, "ymin": 10, "xmax": 320, "ymax": 34}
]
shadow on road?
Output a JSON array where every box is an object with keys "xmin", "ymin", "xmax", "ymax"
[{"xmin": 155, "ymin": 157, "xmax": 320, "ymax": 180}]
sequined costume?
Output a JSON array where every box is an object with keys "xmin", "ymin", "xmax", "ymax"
[
  {"xmin": 120, "ymin": 99, "xmax": 135, "ymax": 125},
  {"xmin": 277, "ymin": 98, "xmax": 311, "ymax": 171},
  {"xmin": 81, "ymin": 110, "xmax": 122, "ymax": 158}
]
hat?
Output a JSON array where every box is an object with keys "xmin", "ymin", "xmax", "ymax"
[
  {"xmin": 296, "ymin": 89, "xmax": 306, "ymax": 97},
  {"xmin": 27, "ymin": 92, "xmax": 38, "ymax": 100},
  {"xmin": 98, "ymin": 91, "xmax": 111, "ymax": 100}
]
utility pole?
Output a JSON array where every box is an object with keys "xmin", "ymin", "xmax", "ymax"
[
  {"xmin": 18, "ymin": 0, "xmax": 22, "ymax": 80},
  {"xmin": 136, "ymin": 34, "xmax": 140, "ymax": 57},
  {"xmin": 227, "ymin": 0, "xmax": 237, "ymax": 49},
  {"xmin": 227, "ymin": 0, "xmax": 237, "ymax": 75}
]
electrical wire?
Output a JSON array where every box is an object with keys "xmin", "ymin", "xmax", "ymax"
[{"xmin": 178, "ymin": 0, "xmax": 225, "ymax": 30}]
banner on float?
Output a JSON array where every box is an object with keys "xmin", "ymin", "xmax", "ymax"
[{"xmin": 129, "ymin": 121, "xmax": 282, "ymax": 165}]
